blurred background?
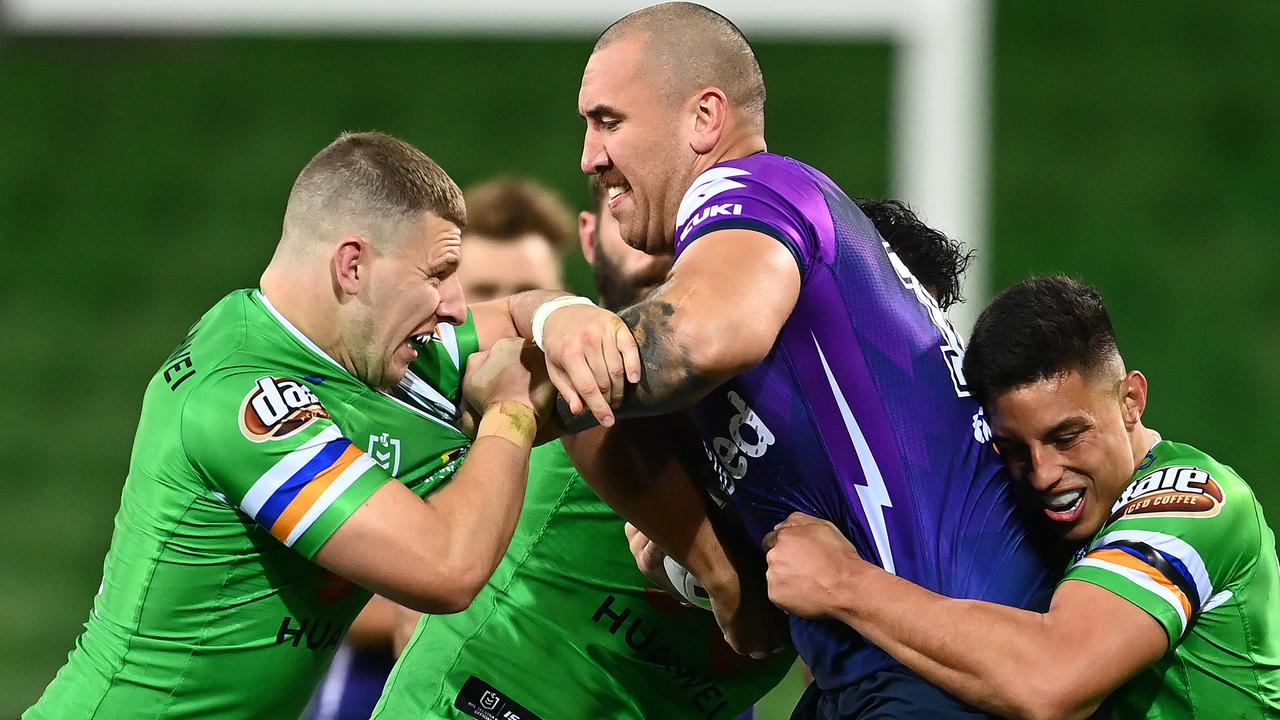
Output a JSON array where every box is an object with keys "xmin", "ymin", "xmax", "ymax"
[{"xmin": 2, "ymin": 1, "xmax": 1277, "ymax": 716}]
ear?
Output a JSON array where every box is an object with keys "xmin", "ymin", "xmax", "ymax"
[
  {"xmin": 579, "ymin": 211, "xmax": 599, "ymax": 263},
  {"xmin": 332, "ymin": 236, "xmax": 367, "ymax": 297},
  {"xmin": 1119, "ymin": 370, "xmax": 1148, "ymax": 427},
  {"xmin": 689, "ymin": 88, "xmax": 728, "ymax": 155}
]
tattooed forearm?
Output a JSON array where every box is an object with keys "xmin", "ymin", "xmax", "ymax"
[{"xmin": 616, "ymin": 298, "xmax": 717, "ymax": 414}]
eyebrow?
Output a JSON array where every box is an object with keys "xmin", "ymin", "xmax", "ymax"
[
  {"xmin": 581, "ymin": 104, "xmax": 625, "ymax": 121},
  {"xmin": 1043, "ymin": 416, "xmax": 1091, "ymax": 439}
]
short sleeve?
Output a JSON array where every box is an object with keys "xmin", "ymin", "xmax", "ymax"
[
  {"xmin": 404, "ymin": 310, "xmax": 480, "ymax": 409},
  {"xmin": 1063, "ymin": 462, "xmax": 1249, "ymax": 647},
  {"xmin": 181, "ymin": 372, "xmax": 391, "ymax": 559},
  {"xmin": 673, "ymin": 166, "xmax": 816, "ymax": 275}
]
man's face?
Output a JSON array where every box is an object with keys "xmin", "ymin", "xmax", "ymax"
[
  {"xmin": 456, "ymin": 232, "xmax": 561, "ymax": 303},
  {"xmin": 581, "ymin": 199, "xmax": 672, "ymax": 310},
  {"xmin": 579, "ymin": 36, "xmax": 690, "ymax": 255},
  {"xmin": 987, "ymin": 370, "xmax": 1143, "ymax": 543},
  {"xmin": 345, "ymin": 212, "xmax": 466, "ymax": 389}
]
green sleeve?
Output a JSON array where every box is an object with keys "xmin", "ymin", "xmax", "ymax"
[
  {"xmin": 407, "ymin": 311, "xmax": 480, "ymax": 406},
  {"xmin": 1063, "ymin": 458, "xmax": 1252, "ymax": 646},
  {"xmin": 180, "ymin": 371, "xmax": 390, "ymax": 558}
]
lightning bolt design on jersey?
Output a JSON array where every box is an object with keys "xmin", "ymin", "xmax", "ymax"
[{"xmin": 812, "ymin": 333, "xmax": 896, "ymax": 575}]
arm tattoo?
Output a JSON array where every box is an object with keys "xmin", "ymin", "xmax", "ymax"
[{"xmin": 553, "ymin": 290, "xmax": 720, "ymax": 430}]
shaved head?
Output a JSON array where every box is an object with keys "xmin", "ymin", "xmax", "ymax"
[{"xmin": 595, "ymin": 2, "xmax": 765, "ymax": 130}]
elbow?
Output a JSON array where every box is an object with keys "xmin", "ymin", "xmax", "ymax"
[
  {"xmin": 683, "ymin": 324, "xmax": 770, "ymax": 383},
  {"xmin": 1003, "ymin": 680, "xmax": 1100, "ymax": 720},
  {"xmin": 395, "ymin": 559, "xmax": 489, "ymax": 615}
]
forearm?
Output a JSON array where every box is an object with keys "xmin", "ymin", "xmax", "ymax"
[
  {"xmin": 469, "ymin": 290, "xmax": 568, "ymax": 350},
  {"xmin": 829, "ymin": 562, "xmax": 1082, "ymax": 719},
  {"xmin": 423, "ymin": 403, "xmax": 535, "ymax": 603},
  {"xmin": 611, "ymin": 294, "xmax": 725, "ymax": 418},
  {"xmin": 564, "ymin": 418, "xmax": 738, "ymax": 590}
]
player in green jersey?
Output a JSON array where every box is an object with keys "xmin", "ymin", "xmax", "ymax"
[
  {"xmin": 765, "ymin": 276, "xmax": 1280, "ymax": 719},
  {"xmin": 24, "ymin": 132, "xmax": 564, "ymax": 720},
  {"xmin": 374, "ymin": 182, "xmax": 795, "ymax": 720}
]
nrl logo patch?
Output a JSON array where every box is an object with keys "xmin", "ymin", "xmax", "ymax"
[
  {"xmin": 240, "ymin": 377, "xmax": 329, "ymax": 442},
  {"xmin": 1110, "ymin": 465, "xmax": 1225, "ymax": 521}
]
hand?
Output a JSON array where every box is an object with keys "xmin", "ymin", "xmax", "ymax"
[
  {"xmin": 540, "ymin": 304, "xmax": 641, "ymax": 427},
  {"xmin": 763, "ymin": 512, "xmax": 865, "ymax": 620},
  {"xmin": 624, "ymin": 522, "xmax": 685, "ymax": 601},
  {"xmin": 463, "ymin": 338, "xmax": 556, "ymax": 422}
]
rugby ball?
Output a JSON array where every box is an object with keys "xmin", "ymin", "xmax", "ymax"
[{"xmin": 662, "ymin": 555, "xmax": 714, "ymax": 610}]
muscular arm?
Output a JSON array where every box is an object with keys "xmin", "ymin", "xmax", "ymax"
[
  {"xmin": 467, "ymin": 289, "xmax": 569, "ymax": 351},
  {"xmin": 612, "ymin": 229, "xmax": 801, "ymax": 415},
  {"xmin": 315, "ymin": 405, "xmax": 536, "ymax": 614},
  {"xmin": 562, "ymin": 415, "xmax": 789, "ymax": 655},
  {"xmin": 765, "ymin": 515, "xmax": 1167, "ymax": 720}
]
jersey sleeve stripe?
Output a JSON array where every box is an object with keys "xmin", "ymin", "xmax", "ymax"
[
  {"xmin": 1076, "ymin": 551, "xmax": 1191, "ymax": 633},
  {"xmin": 240, "ymin": 424, "xmax": 343, "ymax": 516},
  {"xmin": 283, "ymin": 454, "xmax": 378, "ymax": 546},
  {"xmin": 1093, "ymin": 528, "xmax": 1213, "ymax": 610},
  {"xmin": 269, "ymin": 443, "xmax": 364, "ymax": 543},
  {"xmin": 1093, "ymin": 542, "xmax": 1202, "ymax": 615},
  {"xmin": 254, "ymin": 436, "xmax": 353, "ymax": 528}
]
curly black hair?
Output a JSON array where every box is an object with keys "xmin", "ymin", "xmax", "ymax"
[{"xmin": 857, "ymin": 198, "xmax": 974, "ymax": 311}]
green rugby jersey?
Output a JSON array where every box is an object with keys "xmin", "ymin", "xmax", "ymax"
[
  {"xmin": 374, "ymin": 441, "xmax": 794, "ymax": 720},
  {"xmin": 1063, "ymin": 440, "xmax": 1280, "ymax": 718},
  {"xmin": 26, "ymin": 289, "xmax": 479, "ymax": 720}
]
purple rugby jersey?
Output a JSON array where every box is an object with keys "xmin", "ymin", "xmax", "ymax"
[{"xmin": 674, "ymin": 153, "xmax": 1054, "ymax": 690}]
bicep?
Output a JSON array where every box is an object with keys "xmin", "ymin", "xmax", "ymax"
[
  {"xmin": 1043, "ymin": 580, "xmax": 1168, "ymax": 705},
  {"xmin": 647, "ymin": 228, "xmax": 801, "ymax": 376}
]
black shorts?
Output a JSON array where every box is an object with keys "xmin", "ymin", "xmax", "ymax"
[{"xmin": 790, "ymin": 664, "xmax": 993, "ymax": 720}]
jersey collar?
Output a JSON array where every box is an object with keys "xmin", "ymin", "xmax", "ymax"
[{"xmin": 255, "ymin": 289, "xmax": 355, "ymax": 381}]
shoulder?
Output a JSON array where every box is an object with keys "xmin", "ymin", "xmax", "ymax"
[
  {"xmin": 674, "ymin": 154, "xmax": 825, "ymax": 263},
  {"xmin": 1107, "ymin": 441, "xmax": 1256, "ymax": 533}
]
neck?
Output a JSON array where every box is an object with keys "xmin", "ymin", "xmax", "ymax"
[
  {"xmin": 260, "ymin": 260, "xmax": 357, "ymax": 377},
  {"xmin": 689, "ymin": 125, "xmax": 766, "ymax": 176},
  {"xmin": 1129, "ymin": 422, "xmax": 1163, "ymax": 471}
]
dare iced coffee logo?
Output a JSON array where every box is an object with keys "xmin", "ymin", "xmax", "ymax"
[{"xmin": 240, "ymin": 377, "xmax": 330, "ymax": 442}]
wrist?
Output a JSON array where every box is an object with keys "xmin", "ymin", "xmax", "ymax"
[
  {"xmin": 530, "ymin": 295, "xmax": 596, "ymax": 350},
  {"xmin": 477, "ymin": 401, "xmax": 537, "ymax": 448}
]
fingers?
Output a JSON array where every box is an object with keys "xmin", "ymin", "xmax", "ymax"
[
  {"xmin": 616, "ymin": 324, "xmax": 642, "ymax": 385},
  {"xmin": 547, "ymin": 364, "xmax": 584, "ymax": 417}
]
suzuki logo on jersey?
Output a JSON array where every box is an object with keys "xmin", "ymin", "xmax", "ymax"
[
  {"xmin": 1110, "ymin": 465, "xmax": 1225, "ymax": 521},
  {"xmin": 368, "ymin": 433, "xmax": 402, "ymax": 476},
  {"xmin": 679, "ymin": 203, "xmax": 744, "ymax": 242},
  {"xmin": 240, "ymin": 377, "xmax": 329, "ymax": 442},
  {"xmin": 710, "ymin": 391, "xmax": 775, "ymax": 482}
]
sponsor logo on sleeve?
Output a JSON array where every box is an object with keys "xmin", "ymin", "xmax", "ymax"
[
  {"xmin": 239, "ymin": 377, "xmax": 330, "ymax": 442},
  {"xmin": 1109, "ymin": 465, "xmax": 1225, "ymax": 521}
]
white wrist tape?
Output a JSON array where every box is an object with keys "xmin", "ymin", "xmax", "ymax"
[{"xmin": 531, "ymin": 296, "xmax": 596, "ymax": 350}]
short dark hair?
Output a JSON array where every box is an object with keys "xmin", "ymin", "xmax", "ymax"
[
  {"xmin": 963, "ymin": 276, "xmax": 1121, "ymax": 406},
  {"xmin": 857, "ymin": 198, "xmax": 972, "ymax": 311},
  {"xmin": 285, "ymin": 131, "xmax": 466, "ymax": 243},
  {"xmin": 463, "ymin": 176, "xmax": 574, "ymax": 253}
]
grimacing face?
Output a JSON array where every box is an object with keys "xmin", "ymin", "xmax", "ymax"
[
  {"xmin": 986, "ymin": 369, "xmax": 1147, "ymax": 543},
  {"xmin": 456, "ymin": 232, "xmax": 562, "ymax": 303},
  {"xmin": 579, "ymin": 35, "xmax": 692, "ymax": 255},
  {"xmin": 344, "ymin": 212, "xmax": 466, "ymax": 389}
]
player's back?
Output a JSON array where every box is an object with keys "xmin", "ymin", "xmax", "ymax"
[{"xmin": 674, "ymin": 153, "xmax": 1055, "ymax": 689}]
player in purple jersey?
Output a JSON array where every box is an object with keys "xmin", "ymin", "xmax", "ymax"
[{"xmin": 531, "ymin": 4, "xmax": 1058, "ymax": 717}]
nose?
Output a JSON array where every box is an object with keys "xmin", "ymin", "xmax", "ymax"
[
  {"xmin": 1027, "ymin": 444, "xmax": 1065, "ymax": 492},
  {"xmin": 581, "ymin": 127, "xmax": 608, "ymax": 175},
  {"xmin": 435, "ymin": 275, "xmax": 467, "ymax": 325}
]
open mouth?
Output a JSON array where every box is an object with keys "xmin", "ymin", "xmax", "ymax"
[
  {"xmin": 1041, "ymin": 488, "xmax": 1086, "ymax": 522},
  {"xmin": 606, "ymin": 182, "xmax": 632, "ymax": 209}
]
